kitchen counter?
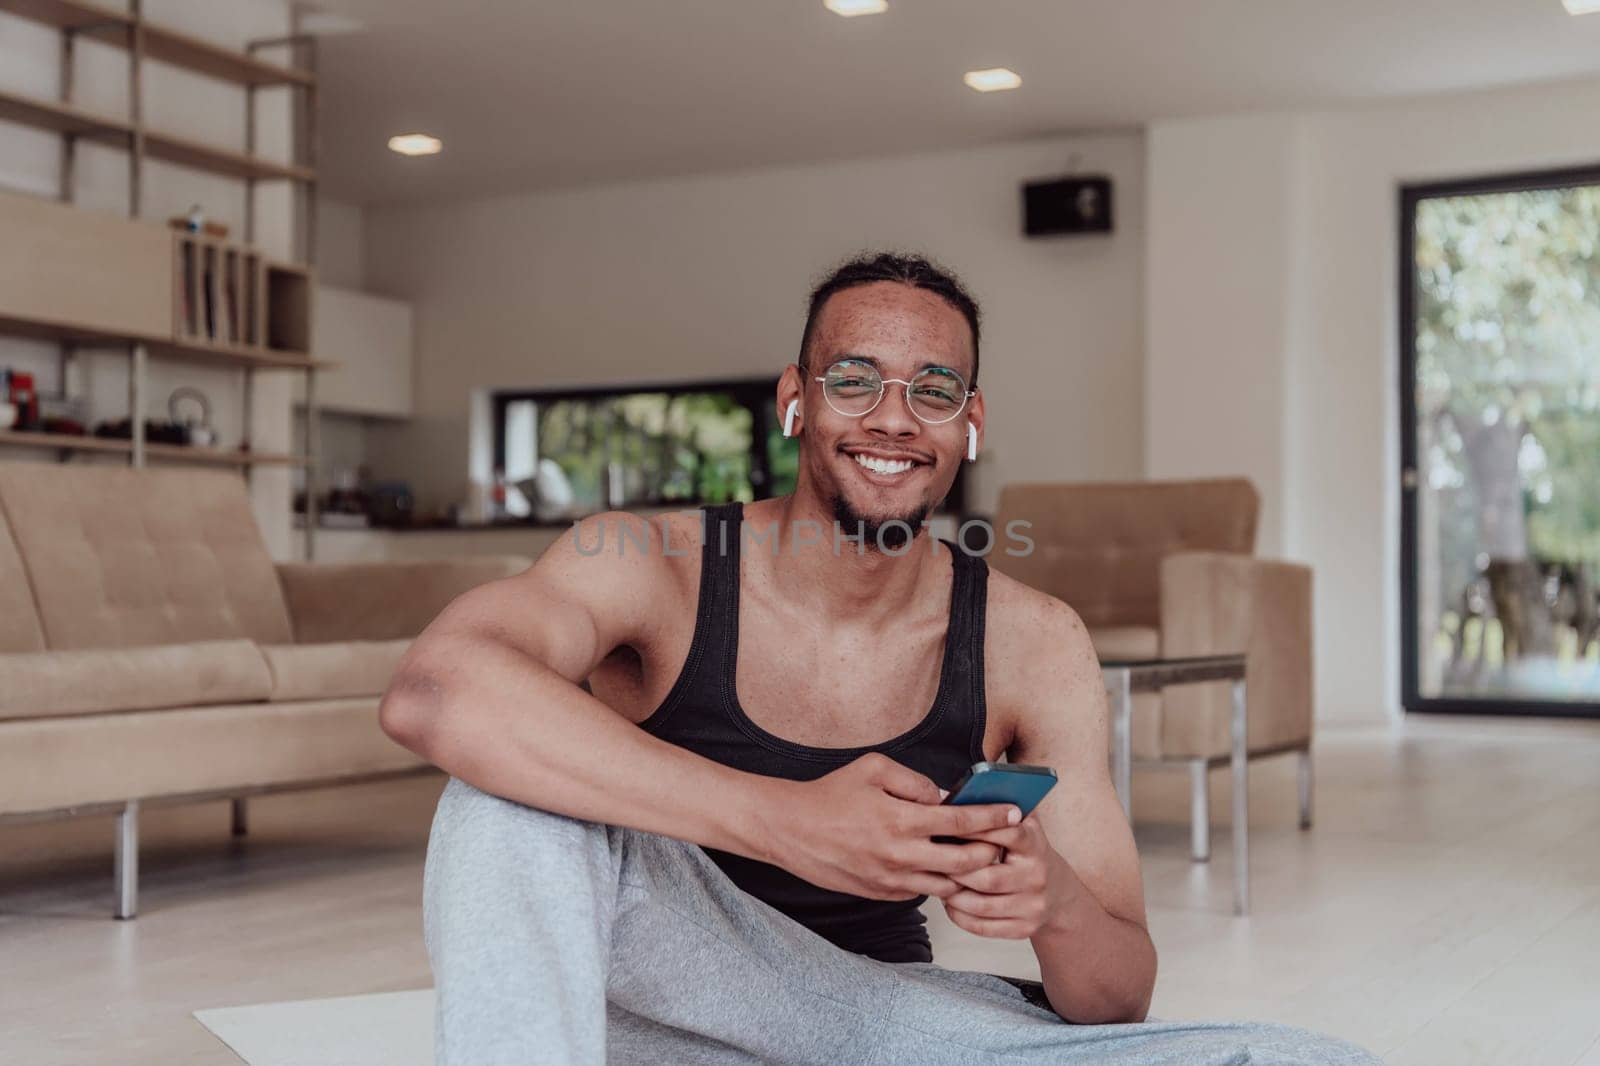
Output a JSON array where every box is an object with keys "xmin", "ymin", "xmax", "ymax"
[
  {"xmin": 289, "ymin": 521, "xmax": 566, "ymax": 564},
  {"xmin": 289, "ymin": 508, "xmax": 963, "ymax": 564}
]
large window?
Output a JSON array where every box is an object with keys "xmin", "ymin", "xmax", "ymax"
[
  {"xmin": 1401, "ymin": 167, "xmax": 1600, "ymax": 717},
  {"xmin": 494, "ymin": 376, "xmax": 972, "ymax": 524}
]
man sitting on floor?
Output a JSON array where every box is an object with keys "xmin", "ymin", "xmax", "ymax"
[{"xmin": 379, "ymin": 251, "xmax": 1381, "ymax": 1065}]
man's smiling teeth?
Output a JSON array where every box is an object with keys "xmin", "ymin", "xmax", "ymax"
[{"xmin": 854, "ymin": 454, "xmax": 916, "ymax": 476}]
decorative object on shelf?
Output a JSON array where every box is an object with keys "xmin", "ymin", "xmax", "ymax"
[
  {"xmin": 167, "ymin": 205, "xmax": 228, "ymax": 239},
  {"xmin": 93, "ymin": 417, "xmax": 189, "ymax": 446},
  {"xmin": 168, "ymin": 386, "xmax": 216, "ymax": 447},
  {"xmin": 0, "ymin": 401, "xmax": 16, "ymax": 431},
  {"xmin": 6, "ymin": 370, "xmax": 39, "ymax": 430},
  {"xmin": 37, "ymin": 394, "xmax": 89, "ymax": 437}
]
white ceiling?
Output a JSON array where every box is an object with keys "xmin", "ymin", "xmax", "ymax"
[{"xmin": 310, "ymin": 0, "xmax": 1600, "ymax": 207}]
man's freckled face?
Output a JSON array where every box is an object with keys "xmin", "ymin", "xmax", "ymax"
[{"xmin": 801, "ymin": 282, "xmax": 976, "ymax": 526}]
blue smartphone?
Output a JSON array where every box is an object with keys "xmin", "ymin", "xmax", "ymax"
[{"xmin": 934, "ymin": 762, "xmax": 1057, "ymax": 843}]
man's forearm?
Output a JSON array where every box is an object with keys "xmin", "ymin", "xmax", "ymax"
[
  {"xmin": 381, "ymin": 636, "xmax": 780, "ymax": 862},
  {"xmin": 1032, "ymin": 878, "xmax": 1157, "ymax": 1024}
]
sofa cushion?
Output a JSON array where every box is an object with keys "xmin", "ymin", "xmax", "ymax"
[
  {"xmin": 259, "ymin": 640, "xmax": 411, "ymax": 702},
  {"xmin": 0, "ymin": 696, "xmax": 427, "ymax": 816},
  {"xmin": 0, "ymin": 462, "xmax": 294, "ymax": 650},
  {"xmin": 0, "ymin": 499, "xmax": 45, "ymax": 652},
  {"xmin": 275, "ymin": 556, "xmax": 531, "ymax": 643},
  {"xmin": 1086, "ymin": 625, "xmax": 1161, "ymax": 661},
  {"xmin": 0, "ymin": 639, "xmax": 272, "ymax": 722}
]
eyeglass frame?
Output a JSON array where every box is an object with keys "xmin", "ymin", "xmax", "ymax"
[{"xmin": 806, "ymin": 358, "xmax": 978, "ymax": 425}]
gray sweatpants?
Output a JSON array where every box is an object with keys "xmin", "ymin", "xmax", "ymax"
[{"xmin": 423, "ymin": 778, "xmax": 1381, "ymax": 1065}]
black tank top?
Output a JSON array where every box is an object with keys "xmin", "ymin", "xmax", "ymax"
[{"xmin": 638, "ymin": 502, "xmax": 989, "ymax": 964}]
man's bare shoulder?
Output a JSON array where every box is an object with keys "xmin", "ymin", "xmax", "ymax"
[
  {"xmin": 539, "ymin": 509, "xmax": 701, "ymax": 588},
  {"xmin": 984, "ymin": 566, "xmax": 1094, "ymax": 658},
  {"xmin": 983, "ymin": 566, "xmax": 1102, "ymax": 731}
]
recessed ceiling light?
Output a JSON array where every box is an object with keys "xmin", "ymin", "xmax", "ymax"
[
  {"xmin": 387, "ymin": 133, "xmax": 442, "ymax": 156},
  {"xmin": 825, "ymin": 0, "xmax": 888, "ymax": 16},
  {"xmin": 1563, "ymin": 0, "xmax": 1600, "ymax": 12},
  {"xmin": 963, "ymin": 68, "xmax": 1021, "ymax": 93}
]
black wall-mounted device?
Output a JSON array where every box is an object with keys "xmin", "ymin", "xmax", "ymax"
[{"xmin": 1022, "ymin": 175, "xmax": 1114, "ymax": 237}]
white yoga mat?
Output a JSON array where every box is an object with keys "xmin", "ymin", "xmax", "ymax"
[{"xmin": 194, "ymin": 988, "xmax": 434, "ymax": 1066}]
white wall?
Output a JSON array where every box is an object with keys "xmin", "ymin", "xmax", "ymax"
[
  {"xmin": 362, "ymin": 132, "xmax": 1147, "ymax": 517},
  {"xmin": 1146, "ymin": 76, "xmax": 1600, "ymax": 722},
  {"xmin": 1145, "ymin": 113, "xmax": 1305, "ymax": 559},
  {"xmin": 0, "ymin": 0, "xmax": 297, "ymax": 556},
  {"xmin": 317, "ymin": 196, "xmax": 366, "ymax": 289},
  {"xmin": 299, "ymin": 196, "xmax": 371, "ymax": 486}
]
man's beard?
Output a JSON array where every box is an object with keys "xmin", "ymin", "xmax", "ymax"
[{"xmin": 831, "ymin": 493, "xmax": 933, "ymax": 553}]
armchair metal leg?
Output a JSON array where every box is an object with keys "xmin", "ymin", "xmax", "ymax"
[
  {"xmin": 1297, "ymin": 748, "xmax": 1313, "ymax": 830},
  {"xmin": 1107, "ymin": 669, "xmax": 1133, "ymax": 820},
  {"xmin": 114, "ymin": 800, "xmax": 139, "ymax": 920},
  {"xmin": 231, "ymin": 797, "xmax": 248, "ymax": 837},
  {"xmin": 1189, "ymin": 759, "xmax": 1211, "ymax": 862},
  {"xmin": 1230, "ymin": 679, "xmax": 1249, "ymax": 916}
]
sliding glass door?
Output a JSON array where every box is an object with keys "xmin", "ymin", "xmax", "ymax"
[{"xmin": 1401, "ymin": 167, "xmax": 1600, "ymax": 716}]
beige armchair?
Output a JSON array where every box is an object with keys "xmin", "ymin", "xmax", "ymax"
[{"xmin": 991, "ymin": 478, "xmax": 1313, "ymax": 860}]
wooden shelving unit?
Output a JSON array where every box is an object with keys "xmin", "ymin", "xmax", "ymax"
[
  {"xmin": 0, "ymin": 87, "xmax": 131, "ymax": 143},
  {"xmin": 0, "ymin": 307, "xmax": 335, "ymax": 370},
  {"xmin": 145, "ymin": 128, "xmax": 316, "ymax": 184},
  {"xmin": 0, "ymin": 86, "xmax": 315, "ymax": 183},
  {"xmin": 0, "ymin": 0, "xmax": 311, "ymax": 86},
  {"xmin": 0, "ymin": 0, "xmax": 326, "ymax": 556},
  {"xmin": 0, "ymin": 428, "xmax": 307, "ymax": 466}
]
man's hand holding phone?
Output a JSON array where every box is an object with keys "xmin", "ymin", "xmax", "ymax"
[
  {"xmin": 937, "ymin": 762, "xmax": 1073, "ymax": 941},
  {"xmin": 754, "ymin": 753, "xmax": 1022, "ymax": 902}
]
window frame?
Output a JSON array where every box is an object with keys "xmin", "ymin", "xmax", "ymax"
[{"xmin": 1398, "ymin": 162, "xmax": 1600, "ymax": 720}]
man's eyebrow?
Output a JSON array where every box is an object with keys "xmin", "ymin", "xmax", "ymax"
[{"xmin": 828, "ymin": 354, "xmax": 967, "ymax": 377}]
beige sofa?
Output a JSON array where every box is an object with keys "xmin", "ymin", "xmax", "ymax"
[
  {"xmin": 991, "ymin": 478, "xmax": 1314, "ymax": 860},
  {"xmin": 0, "ymin": 461, "xmax": 530, "ymax": 917}
]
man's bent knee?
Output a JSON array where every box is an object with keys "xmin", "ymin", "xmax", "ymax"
[{"xmin": 431, "ymin": 778, "xmax": 605, "ymax": 852}]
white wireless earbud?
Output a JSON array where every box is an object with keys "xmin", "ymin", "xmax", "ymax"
[
  {"xmin": 783, "ymin": 400, "xmax": 800, "ymax": 438},
  {"xmin": 966, "ymin": 422, "xmax": 979, "ymax": 462}
]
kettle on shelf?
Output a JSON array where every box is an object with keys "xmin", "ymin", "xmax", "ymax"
[{"xmin": 168, "ymin": 386, "xmax": 216, "ymax": 447}]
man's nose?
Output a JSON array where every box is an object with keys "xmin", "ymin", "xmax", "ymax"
[{"xmin": 860, "ymin": 382, "xmax": 920, "ymax": 439}]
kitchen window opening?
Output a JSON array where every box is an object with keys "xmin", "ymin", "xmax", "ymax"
[{"xmin": 491, "ymin": 375, "xmax": 967, "ymax": 523}]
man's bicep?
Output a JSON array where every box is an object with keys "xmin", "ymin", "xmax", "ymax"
[
  {"xmin": 413, "ymin": 513, "xmax": 664, "ymax": 683},
  {"xmin": 1007, "ymin": 603, "xmax": 1149, "ymax": 927}
]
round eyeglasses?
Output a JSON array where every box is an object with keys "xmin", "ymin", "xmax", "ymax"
[{"xmin": 813, "ymin": 358, "xmax": 976, "ymax": 425}]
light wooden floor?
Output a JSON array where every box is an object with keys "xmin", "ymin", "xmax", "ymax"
[{"xmin": 2, "ymin": 714, "xmax": 1598, "ymax": 1065}]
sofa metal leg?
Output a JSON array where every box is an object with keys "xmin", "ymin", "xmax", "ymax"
[
  {"xmin": 114, "ymin": 800, "xmax": 139, "ymax": 920},
  {"xmin": 1189, "ymin": 759, "xmax": 1211, "ymax": 862},
  {"xmin": 1297, "ymin": 748, "xmax": 1313, "ymax": 830},
  {"xmin": 231, "ymin": 797, "xmax": 249, "ymax": 838}
]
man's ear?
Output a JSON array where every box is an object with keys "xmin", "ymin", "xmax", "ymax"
[
  {"xmin": 776, "ymin": 363, "xmax": 806, "ymax": 439},
  {"xmin": 964, "ymin": 389, "xmax": 985, "ymax": 462}
]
